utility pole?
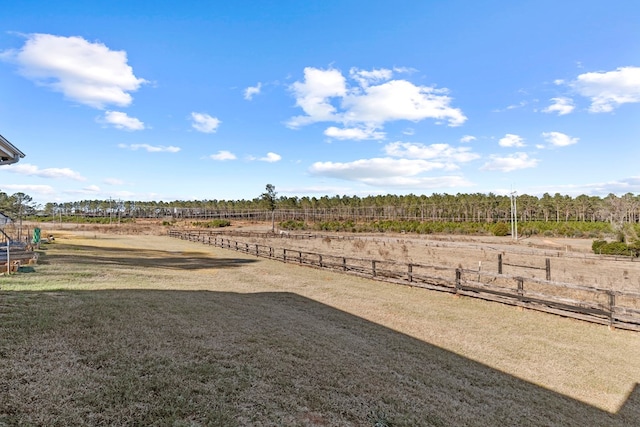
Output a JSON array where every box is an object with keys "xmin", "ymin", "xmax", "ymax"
[{"xmin": 510, "ymin": 190, "xmax": 518, "ymax": 240}]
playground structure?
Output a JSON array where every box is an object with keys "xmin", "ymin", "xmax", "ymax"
[{"xmin": 0, "ymin": 214, "xmax": 39, "ymax": 274}]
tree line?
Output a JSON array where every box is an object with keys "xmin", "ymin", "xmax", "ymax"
[
  {"xmin": 34, "ymin": 192, "xmax": 639, "ymax": 225},
  {"xmin": 0, "ymin": 188, "xmax": 637, "ymax": 227}
]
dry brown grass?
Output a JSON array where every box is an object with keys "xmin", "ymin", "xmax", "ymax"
[
  {"xmin": 232, "ymin": 228, "xmax": 640, "ymax": 293},
  {"xmin": 1, "ymin": 230, "xmax": 640, "ymax": 426}
]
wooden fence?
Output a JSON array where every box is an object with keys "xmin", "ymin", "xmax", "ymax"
[{"xmin": 169, "ymin": 230, "xmax": 640, "ymax": 332}]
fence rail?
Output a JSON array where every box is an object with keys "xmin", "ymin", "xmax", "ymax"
[{"xmin": 169, "ymin": 230, "xmax": 640, "ymax": 332}]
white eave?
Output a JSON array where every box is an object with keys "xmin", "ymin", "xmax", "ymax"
[{"xmin": 0, "ymin": 133, "xmax": 25, "ymax": 166}]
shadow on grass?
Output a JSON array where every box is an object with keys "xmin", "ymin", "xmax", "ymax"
[
  {"xmin": 36, "ymin": 243, "xmax": 258, "ymax": 270},
  {"xmin": 0, "ymin": 289, "xmax": 637, "ymax": 426}
]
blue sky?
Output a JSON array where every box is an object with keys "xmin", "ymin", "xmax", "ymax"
[{"xmin": 0, "ymin": 0, "xmax": 639, "ymax": 205}]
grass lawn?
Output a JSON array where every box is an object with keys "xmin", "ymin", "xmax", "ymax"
[{"xmin": 1, "ymin": 232, "xmax": 639, "ymax": 426}]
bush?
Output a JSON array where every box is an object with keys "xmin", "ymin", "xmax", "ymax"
[
  {"xmin": 279, "ymin": 220, "xmax": 306, "ymax": 230},
  {"xmin": 492, "ymin": 222, "xmax": 509, "ymax": 236},
  {"xmin": 192, "ymin": 220, "xmax": 231, "ymax": 228},
  {"xmin": 592, "ymin": 240, "xmax": 638, "ymax": 257},
  {"xmin": 592, "ymin": 240, "xmax": 607, "ymax": 253}
]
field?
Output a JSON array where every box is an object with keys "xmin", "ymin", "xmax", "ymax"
[
  {"xmin": 220, "ymin": 228, "xmax": 640, "ymax": 291},
  {"xmin": 1, "ymin": 227, "xmax": 640, "ymax": 426}
]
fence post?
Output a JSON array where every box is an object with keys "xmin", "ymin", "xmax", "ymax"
[
  {"xmin": 498, "ymin": 254, "xmax": 503, "ymax": 274},
  {"xmin": 372, "ymin": 260, "xmax": 377, "ymax": 277},
  {"xmin": 545, "ymin": 258, "xmax": 551, "ymax": 281},
  {"xmin": 408, "ymin": 264, "xmax": 413, "ymax": 282},
  {"xmin": 517, "ymin": 277, "xmax": 524, "ymax": 299},
  {"xmin": 319, "ymin": 254, "xmax": 323, "ymax": 268},
  {"xmin": 269, "ymin": 247, "xmax": 273, "ymax": 258},
  {"xmin": 342, "ymin": 257, "xmax": 347, "ymax": 271},
  {"xmin": 608, "ymin": 291, "xmax": 616, "ymax": 329},
  {"xmin": 298, "ymin": 251, "xmax": 302, "ymax": 264},
  {"xmin": 455, "ymin": 268, "xmax": 461, "ymax": 294},
  {"xmin": 283, "ymin": 249, "xmax": 287, "ymax": 263},
  {"xmin": 255, "ymin": 244, "xmax": 259, "ymax": 257}
]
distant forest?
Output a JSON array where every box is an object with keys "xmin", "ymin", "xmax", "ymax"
[{"xmin": 25, "ymin": 192, "xmax": 638, "ymax": 225}]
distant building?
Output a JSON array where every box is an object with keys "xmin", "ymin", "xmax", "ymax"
[{"xmin": 0, "ymin": 133, "xmax": 25, "ymax": 166}]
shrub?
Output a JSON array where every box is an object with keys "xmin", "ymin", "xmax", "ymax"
[
  {"xmin": 492, "ymin": 222, "xmax": 509, "ymax": 236},
  {"xmin": 592, "ymin": 239, "xmax": 607, "ymax": 253},
  {"xmin": 592, "ymin": 240, "xmax": 638, "ymax": 257},
  {"xmin": 192, "ymin": 220, "xmax": 231, "ymax": 228},
  {"xmin": 279, "ymin": 220, "xmax": 306, "ymax": 230}
]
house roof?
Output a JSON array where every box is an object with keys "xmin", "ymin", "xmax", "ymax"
[{"xmin": 0, "ymin": 133, "xmax": 25, "ymax": 166}]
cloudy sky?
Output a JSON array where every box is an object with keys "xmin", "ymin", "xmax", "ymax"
[{"xmin": 0, "ymin": 0, "xmax": 639, "ymax": 204}]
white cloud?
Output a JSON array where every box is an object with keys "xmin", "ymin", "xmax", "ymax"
[
  {"xmin": 311, "ymin": 158, "xmax": 446, "ymax": 179},
  {"xmin": 570, "ymin": 66, "xmax": 640, "ymax": 112},
  {"xmin": 287, "ymin": 66, "xmax": 466, "ymax": 133},
  {"xmin": 191, "ymin": 112, "xmax": 221, "ymax": 133},
  {"xmin": 342, "ymin": 79, "xmax": 466, "ymax": 127},
  {"xmin": 279, "ymin": 185, "xmax": 354, "ymax": 195},
  {"xmin": 384, "ymin": 142, "xmax": 479, "ymax": 165},
  {"xmin": 506, "ymin": 101, "xmax": 527, "ymax": 110},
  {"xmin": 1, "ymin": 33, "xmax": 146, "ymax": 109},
  {"xmin": 460, "ymin": 135, "xmax": 476, "ymax": 143},
  {"xmin": 348, "ymin": 67, "xmax": 393, "ymax": 87},
  {"xmin": 102, "ymin": 110, "xmax": 145, "ymax": 130},
  {"xmin": 1, "ymin": 184, "xmax": 55, "ymax": 195},
  {"xmin": 582, "ymin": 176, "xmax": 640, "ymax": 195},
  {"xmin": 118, "ymin": 144, "xmax": 180, "ymax": 153},
  {"xmin": 307, "ymin": 139, "xmax": 479, "ymax": 189},
  {"xmin": 210, "ymin": 150, "xmax": 236, "ymax": 161},
  {"xmin": 324, "ymin": 126, "xmax": 385, "ymax": 140},
  {"xmin": 493, "ymin": 101, "xmax": 527, "ymax": 113},
  {"xmin": 541, "ymin": 131, "xmax": 578, "ymax": 147},
  {"xmin": 4, "ymin": 162, "xmax": 86, "ymax": 180},
  {"xmin": 64, "ymin": 185, "xmax": 101, "ymax": 196},
  {"xmin": 481, "ymin": 153, "xmax": 538, "ymax": 172},
  {"xmin": 542, "ymin": 97, "xmax": 575, "ymax": 115},
  {"xmin": 104, "ymin": 178, "xmax": 125, "ymax": 185},
  {"xmin": 83, "ymin": 185, "xmax": 101, "ymax": 193},
  {"xmin": 525, "ymin": 176, "xmax": 640, "ymax": 197},
  {"xmin": 259, "ymin": 152, "xmax": 282, "ymax": 163},
  {"xmin": 287, "ymin": 67, "xmax": 347, "ymax": 128},
  {"xmin": 309, "ymin": 158, "xmax": 471, "ymax": 187},
  {"xmin": 498, "ymin": 134, "xmax": 526, "ymax": 147},
  {"xmin": 244, "ymin": 82, "xmax": 262, "ymax": 100}
]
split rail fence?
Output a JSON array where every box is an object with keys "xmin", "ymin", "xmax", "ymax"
[{"xmin": 169, "ymin": 230, "xmax": 640, "ymax": 332}]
